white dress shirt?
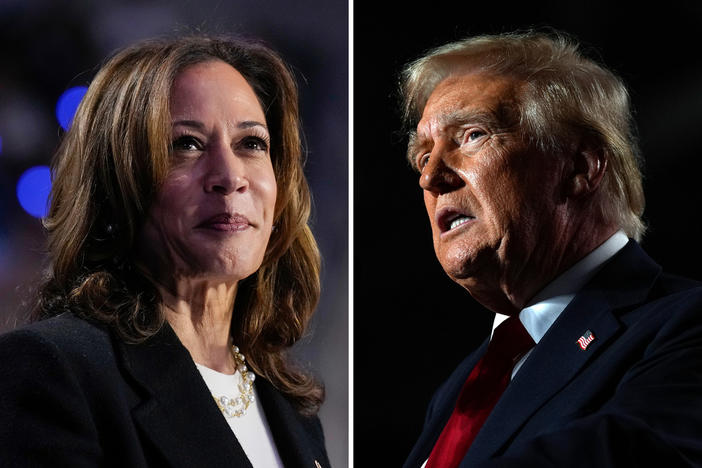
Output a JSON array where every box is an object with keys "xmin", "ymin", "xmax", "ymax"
[{"xmin": 492, "ymin": 230, "xmax": 629, "ymax": 378}]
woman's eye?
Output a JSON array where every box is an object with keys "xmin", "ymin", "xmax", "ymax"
[
  {"xmin": 241, "ymin": 136, "xmax": 269, "ymax": 152},
  {"xmin": 172, "ymin": 135, "xmax": 202, "ymax": 152}
]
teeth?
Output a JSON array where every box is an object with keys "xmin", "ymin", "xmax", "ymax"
[{"xmin": 449, "ymin": 216, "xmax": 472, "ymax": 230}]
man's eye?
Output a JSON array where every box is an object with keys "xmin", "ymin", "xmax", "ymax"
[
  {"xmin": 466, "ymin": 130, "xmax": 486, "ymax": 142},
  {"xmin": 417, "ymin": 153, "xmax": 430, "ymax": 170},
  {"xmin": 172, "ymin": 135, "xmax": 202, "ymax": 151}
]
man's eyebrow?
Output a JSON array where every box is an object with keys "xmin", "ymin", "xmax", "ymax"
[
  {"xmin": 406, "ymin": 108, "xmax": 503, "ymax": 167},
  {"xmin": 406, "ymin": 131, "xmax": 426, "ymax": 168},
  {"xmin": 439, "ymin": 108, "xmax": 502, "ymax": 128}
]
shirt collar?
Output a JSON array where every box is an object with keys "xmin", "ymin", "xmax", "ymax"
[{"xmin": 492, "ymin": 230, "xmax": 629, "ymax": 343}]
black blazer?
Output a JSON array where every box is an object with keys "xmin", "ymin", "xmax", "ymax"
[
  {"xmin": 404, "ymin": 241, "xmax": 702, "ymax": 467},
  {"xmin": 0, "ymin": 312, "xmax": 330, "ymax": 468}
]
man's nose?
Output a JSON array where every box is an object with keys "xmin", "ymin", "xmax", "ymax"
[
  {"xmin": 204, "ymin": 144, "xmax": 249, "ymax": 195},
  {"xmin": 419, "ymin": 148, "xmax": 463, "ymax": 195}
]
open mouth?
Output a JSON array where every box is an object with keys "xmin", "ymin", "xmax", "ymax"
[
  {"xmin": 449, "ymin": 215, "xmax": 473, "ymax": 231},
  {"xmin": 437, "ymin": 208, "xmax": 476, "ymax": 233}
]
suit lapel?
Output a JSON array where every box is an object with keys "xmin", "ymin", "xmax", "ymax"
[
  {"xmin": 462, "ymin": 241, "xmax": 662, "ymax": 464},
  {"xmin": 463, "ymin": 290, "xmax": 621, "ymax": 464},
  {"xmin": 116, "ymin": 323, "xmax": 252, "ymax": 468},
  {"xmin": 256, "ymin": 378, "xmax": 330, "ymax": 468},
  {"xmin": 405, "ymin": 340, "xmax": 489, "ymax": 467}
]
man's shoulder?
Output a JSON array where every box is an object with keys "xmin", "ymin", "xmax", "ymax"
[
  {"xmin": 632, "ymin": 271, "xmax": 702, "ymax": 341},
  {"xmin": 627, "ymin": 265, "xmax": 702, "ymax": 328},
  {"xmin": 652, "ymin": 270, "xmax": 702, "ymax": 298},
  {"xmin": 594, "ymin": 240, "xmax": 702, "ymax": 309}
]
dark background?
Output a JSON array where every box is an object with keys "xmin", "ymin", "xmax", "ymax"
[{"xmin": 354, "ymin": 1, "xmax": 702, "ymax": 465}]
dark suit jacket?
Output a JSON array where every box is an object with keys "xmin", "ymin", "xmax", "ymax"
[
  {"xmin": 404, "ymin": 241, "xmax": 702, "ymax": 467},
  {"xmin": 0, "ymin": 312, "xmax": 330, "ymax": 468}
]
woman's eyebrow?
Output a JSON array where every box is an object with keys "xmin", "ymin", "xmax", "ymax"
[
  {"xmin": 237, "ymin": 120, "xmax": 268, "ymax": 131},
  {"xmin": 172, "ymin": 119, "xmax": 269, "ymax": 132},
  {"xmin": 172, "ymin": 119, "xmax": 205, "ymax": 130}
]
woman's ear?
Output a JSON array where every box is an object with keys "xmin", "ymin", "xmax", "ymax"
[{"xmin": 567, "ymin": 142, "xmax": 607, "ymax": 198}]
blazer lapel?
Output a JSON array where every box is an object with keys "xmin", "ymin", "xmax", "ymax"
[
  {"xmin": 256, "ymin": 378, "xmax": 330, "ymax": 468},
  {"xmin": 462, "ymin": 240, "xmax": 662, "ymax": 464},
  {"xmin": 405, "ymin": 340, "xmax": 489, "ymax": 467},
  {"xmin": 116, "ymin": 323, "xmax": 252, "ymax": 468}
]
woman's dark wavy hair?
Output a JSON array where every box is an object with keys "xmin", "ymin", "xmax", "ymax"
[{"xmin": 35, "ymin": 35, "xmax": 323, "ymax": 415}]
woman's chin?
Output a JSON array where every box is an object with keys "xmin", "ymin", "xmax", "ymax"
[{"xmin": 176, "ymin": 259, "xmax": 262, "ymax": 285}]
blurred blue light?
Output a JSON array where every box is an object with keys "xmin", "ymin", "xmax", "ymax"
[
  {"xmin": 16, "ymin": 165, "xmax": 51, "ymax": 218},
  {"xmin": 55, "ymin": 86, "xmax": 87, "ymax": 130},
  {"xmin": 0, "ymin": 135, "xmax": 3, "ymax": 154}
]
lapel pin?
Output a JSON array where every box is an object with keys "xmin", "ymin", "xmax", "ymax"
[{"xmin": 577, "ymin": 330, "xmax": 596, "ymax": 350}]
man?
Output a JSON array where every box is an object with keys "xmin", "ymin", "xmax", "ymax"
[{"xmin": 401, "ymin": 32, "xmax": 702, "ymax": 467}]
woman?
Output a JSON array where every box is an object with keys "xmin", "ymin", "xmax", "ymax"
[{"xmin": 0, "ymin": 36, "xmax": 329, "ymax": 468}]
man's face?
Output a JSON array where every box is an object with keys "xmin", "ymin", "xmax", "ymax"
[{"xmin": 412, "ymin": 73, "xmax": 568, "ymax": 309}]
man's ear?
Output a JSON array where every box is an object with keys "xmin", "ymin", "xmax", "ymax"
[{"xmin": 567, "ymin": 142, "xmax": 607, "ymax": 198}]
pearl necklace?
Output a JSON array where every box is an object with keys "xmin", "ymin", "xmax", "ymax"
[{"xmin": 211, "ymin": 345, "xmax": 256, "ymax": 418}]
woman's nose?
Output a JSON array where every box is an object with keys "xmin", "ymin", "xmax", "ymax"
[{"xmin": 204, "ymin": 144, "xmax": 249, "ymax": 195}]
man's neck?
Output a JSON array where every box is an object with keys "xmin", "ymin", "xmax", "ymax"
[{"xmin": 492, "ymin": 230, "xmax": 630, "ymax": 342}]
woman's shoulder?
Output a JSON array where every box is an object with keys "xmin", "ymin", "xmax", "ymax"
[
  {"xmin": 0, "ymin": 312, "xmax": 116, "ymax": 375},
  {"xmin": 1, "ymin": 311, "xmax": 109, "ymax": 345},
  {"xmin": 0, "ymin": 315, "xmax": 132, "ymax": 464}
]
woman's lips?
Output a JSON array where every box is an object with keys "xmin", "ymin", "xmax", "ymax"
[{"xmin": 196, "ymin": 213, "xmax": 252, "ymax": 232}]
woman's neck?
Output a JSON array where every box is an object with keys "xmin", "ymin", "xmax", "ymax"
[{"xmin": 157, "ymin": 279, "xmax": 239, "ymax": 374}]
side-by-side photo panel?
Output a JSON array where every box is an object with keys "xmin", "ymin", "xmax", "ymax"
[
  {"xmin": 355, "ymin": 1, "xmax": 702, "ymax": 466},
  {"xmin": 0, "ymin": 2, "xmax": 347, "ymax": 467}
]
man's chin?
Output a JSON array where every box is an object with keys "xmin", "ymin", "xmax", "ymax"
[
  {"xmin": 438, "ymin": 250, "xmax": 502, "ymax": 301},
  {"xmin": 440, "ymin": 257, "xmax": 482, "ymax": 283},
  {"xmin": 435, "ymin": 234, "xmax": 502, "ymax": 281},
  {"xmin": 437, "ymin": 245, "xmax": 486, "ymax": 280}
]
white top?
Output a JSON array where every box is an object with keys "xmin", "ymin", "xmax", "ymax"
[
  {"xmin": 492, "ymin": 230, "xmax": 630, "ymax": 378},
  {"xmin": 195, "ymin": 363, "xmax": 284, "ymax": 468}
]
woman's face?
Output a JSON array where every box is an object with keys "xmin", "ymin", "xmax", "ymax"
[{"xmin": 137, "ymin": 60, "xmax": 277, "ymax": 287}]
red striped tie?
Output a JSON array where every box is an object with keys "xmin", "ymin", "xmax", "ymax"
[{"xmin": 426, "ymin": 316, "xmax": 534, "ymax": 468}]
